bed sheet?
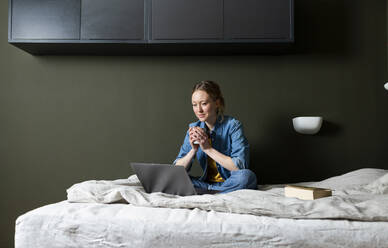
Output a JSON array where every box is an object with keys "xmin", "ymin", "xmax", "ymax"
[{"xmin": 66, "ymin": 168, "xmax": 388, "ymax": 221}]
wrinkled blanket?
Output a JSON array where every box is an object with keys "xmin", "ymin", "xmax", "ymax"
[{"xmin": 67, "ymin": 168, "xmax": 388, "ymax": 221}]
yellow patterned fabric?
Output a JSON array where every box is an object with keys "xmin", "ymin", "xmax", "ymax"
[{"xmin": 206, "ymin": 139, "xmax": 225, "ymax": 183}]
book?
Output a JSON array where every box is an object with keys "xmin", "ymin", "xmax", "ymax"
[{"xmin": 284, "ymin": 185, "xmax": 332, "ymax": 200}]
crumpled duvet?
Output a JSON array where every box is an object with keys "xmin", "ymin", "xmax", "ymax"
[{"xmin": 66, "ymin": 168, "xmax": 388, "ymax": 221}]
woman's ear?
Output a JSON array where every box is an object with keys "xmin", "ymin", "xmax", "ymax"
[
  {"xmin": 216, "ymin": 99, "xmax": 221, "ymax": 108},
  {"xmin": 215, "ymin": 99, "xmax": 221, "ymax": 114}
]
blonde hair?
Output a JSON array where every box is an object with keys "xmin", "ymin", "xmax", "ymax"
[{"xmin": 192, "ymin": 80, "xmax": 225, "ymax": 122}]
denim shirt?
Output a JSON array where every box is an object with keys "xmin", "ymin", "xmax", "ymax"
[{"xmin": 173, "ymin": 115, "xmax": 249, "ymax": 181}]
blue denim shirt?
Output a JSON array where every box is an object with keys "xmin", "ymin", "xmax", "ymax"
[{"xmin": 173, "ymin": 115, "xmax": 249, "ymax": 181}]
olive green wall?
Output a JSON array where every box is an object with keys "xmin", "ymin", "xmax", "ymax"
[{"xmin": 1, "ymin": 0, "xmax": 387, "ymax": 247}]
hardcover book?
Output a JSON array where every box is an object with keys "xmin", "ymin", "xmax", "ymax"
[{"xmin": 284, "ymin": 185, "xmax": 332, "ymax": 200}]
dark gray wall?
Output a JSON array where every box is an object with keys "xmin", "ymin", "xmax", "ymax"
[{"xmin": 0, "ymin": 0, "xmax": 387, "ymax": 247}]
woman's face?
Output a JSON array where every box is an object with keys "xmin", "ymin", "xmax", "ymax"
[{"xmin": 192, "ymin": 90, "xmax": 219, "ymax": 123}]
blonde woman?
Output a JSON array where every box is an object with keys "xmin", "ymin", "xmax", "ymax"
[{"xmin": 174, "ymin": 80, "xmax": 257, "ymax": 193}]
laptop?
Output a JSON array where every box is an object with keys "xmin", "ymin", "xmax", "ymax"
[{"xmin": 130, "ymin": 162, "xmax": 219, "ymax": 196}]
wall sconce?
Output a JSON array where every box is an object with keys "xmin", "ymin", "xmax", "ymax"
[
  {"xmin": 292, "ymin": 116, "xmax": 323, "ymax": 135},
  {"xmin": 384, "ymin": 82, "xmax": 388, "ymax": 91}
]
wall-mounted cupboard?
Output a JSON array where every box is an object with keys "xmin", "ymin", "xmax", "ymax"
[
  {"xmin": 81, "ymin": 0, "xmax": 144, "ymax": 40},
  {"xmin": 151, "ymin": 0, "xmax": 223, "ymax": 40},
  {"xmin": 11, "ymin": 0, "xmax": 80, "ymax": 40},
  {"xmin": 224, "ymin": 0, "xmax": 291, "ymax": 40},
  {"xmin": 8, "ymin": 0, "xmax": 294, "ymax": 55}
]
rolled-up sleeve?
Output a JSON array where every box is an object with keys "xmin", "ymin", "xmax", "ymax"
[
  {"xmin": 230, "ymin": 120, "xmax": 249, "ymax": 170},
  {"xmin": 173, "ymin": 129, "xmax": 194, "ymax": 169}
]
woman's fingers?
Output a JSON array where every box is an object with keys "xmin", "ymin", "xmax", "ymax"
[
  {"xmin": 189, "ymin": 127, "xmax": 208, "ymax": 144},
  {"xmin": 190, "ymin": 128, "xmax": 201, "ymax": 139},
  {"xmin": 189, "ymin": 130, "xmax": 199, "ymax": 140},
  {"xmin": 193, "ymin": 127, "xmax": 207, "ymax": 138},
  {"xmin": 189, "ymin": 127, "xmax": 196, "ymax": 137},
  {"xmin": 196, "ymin": 130, "xmax": 208, "ymax": 143},
  {"xmin": 188, "ymin": 127, "xmax": 210, "ymax": 150},
  {"xmin": 190, "ymin": 134, "xmax": 198, "ymax": 142}
]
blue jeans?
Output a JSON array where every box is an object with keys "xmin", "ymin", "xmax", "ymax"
[{"xmin": 191, "ymin": 169, "xmax": 258, "ymax": 193}]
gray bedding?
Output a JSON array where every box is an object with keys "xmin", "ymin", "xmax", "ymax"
[{"xmin": 67, "ymin": 168, "xmax": 388, "ymax": 221}]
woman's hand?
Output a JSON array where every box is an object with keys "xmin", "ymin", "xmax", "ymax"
[
  {"xmin": 189, "ymin": 127, "xmax": 200, "ymax": 151},
  {"xmin": 190, "ymin": 127, "xmax": 211, "ymax": 151}
]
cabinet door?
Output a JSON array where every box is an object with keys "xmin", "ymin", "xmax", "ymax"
[
  {"xmin": 224, "ymin": 0, "xmax": 291, "ymax": 40},
  {"xmin": 151, "ymin": 0, "xmax": 223, "ymax": 40},
  {"xmin": 11, "ymin": 0, "xmax": 80, "ymax": 40},
  {"xmin": 81, "ymin": 0, "xmax": 144, "ymax": 40}
]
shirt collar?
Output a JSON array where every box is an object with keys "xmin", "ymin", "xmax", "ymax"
[{"xmin": 200, "ymin": 115, "xmax": 223, "ymax": 134}]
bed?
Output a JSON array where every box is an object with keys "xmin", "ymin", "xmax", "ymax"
[{"xmin": 15, "ymin": 168, "xmax": 388, "ymax": 248}]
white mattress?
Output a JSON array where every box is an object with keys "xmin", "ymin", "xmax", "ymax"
[{"xmin": 15, "ymin": 200, "xmax": 388, "ymax": 248}]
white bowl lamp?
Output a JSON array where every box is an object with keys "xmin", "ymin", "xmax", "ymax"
[{"xmin": 292, "ymin": 116, "xmax": 323, "ymax": 135}]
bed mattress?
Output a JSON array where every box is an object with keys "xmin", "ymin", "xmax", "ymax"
[
  {"xmin": 15, "ymin": 168, "xmax": 388, "ymax": 248},
  {"xmin": 16, "ymin": 200, "xmax": 388, "ymax": 248}
]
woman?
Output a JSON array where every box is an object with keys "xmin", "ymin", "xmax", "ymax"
[{"xmin": 174, "ymin": 80, "xmax": 257, "ymax": 193}]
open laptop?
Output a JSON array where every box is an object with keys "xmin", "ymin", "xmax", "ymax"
[{"xmin": 130, "ymin": 162, "xmax": 219, "ymax": 196}]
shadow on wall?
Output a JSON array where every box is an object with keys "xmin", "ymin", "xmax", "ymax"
[
  {"xmin": 293, "ymin": 0, "xmax": 351, "ymax": 56},
  {"xmin": 248, "ymin": 0, "xmax": 354, "ymax": 184},
  {"xmin": 250, "ymin": 119, "xmax": 343, "ymax": 184}
]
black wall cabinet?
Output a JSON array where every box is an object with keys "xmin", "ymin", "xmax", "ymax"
[
  {"xmin": 81, "ymin": 0, "xmax": 144, "ymax": 40},
  {"xmin": 151, "ymin": 0, "xmax": 223, "ymax": 40},
  {"xmin": 9, "ymin": 0, "xmax": 294, "ymax": 55},
  {"xmin": 11, "ymin": 0, "xmax": 80, "ymax": 40},
  {"xmin": 224, "ymin": 0, "xmax": 291, "ymax": 40}
]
